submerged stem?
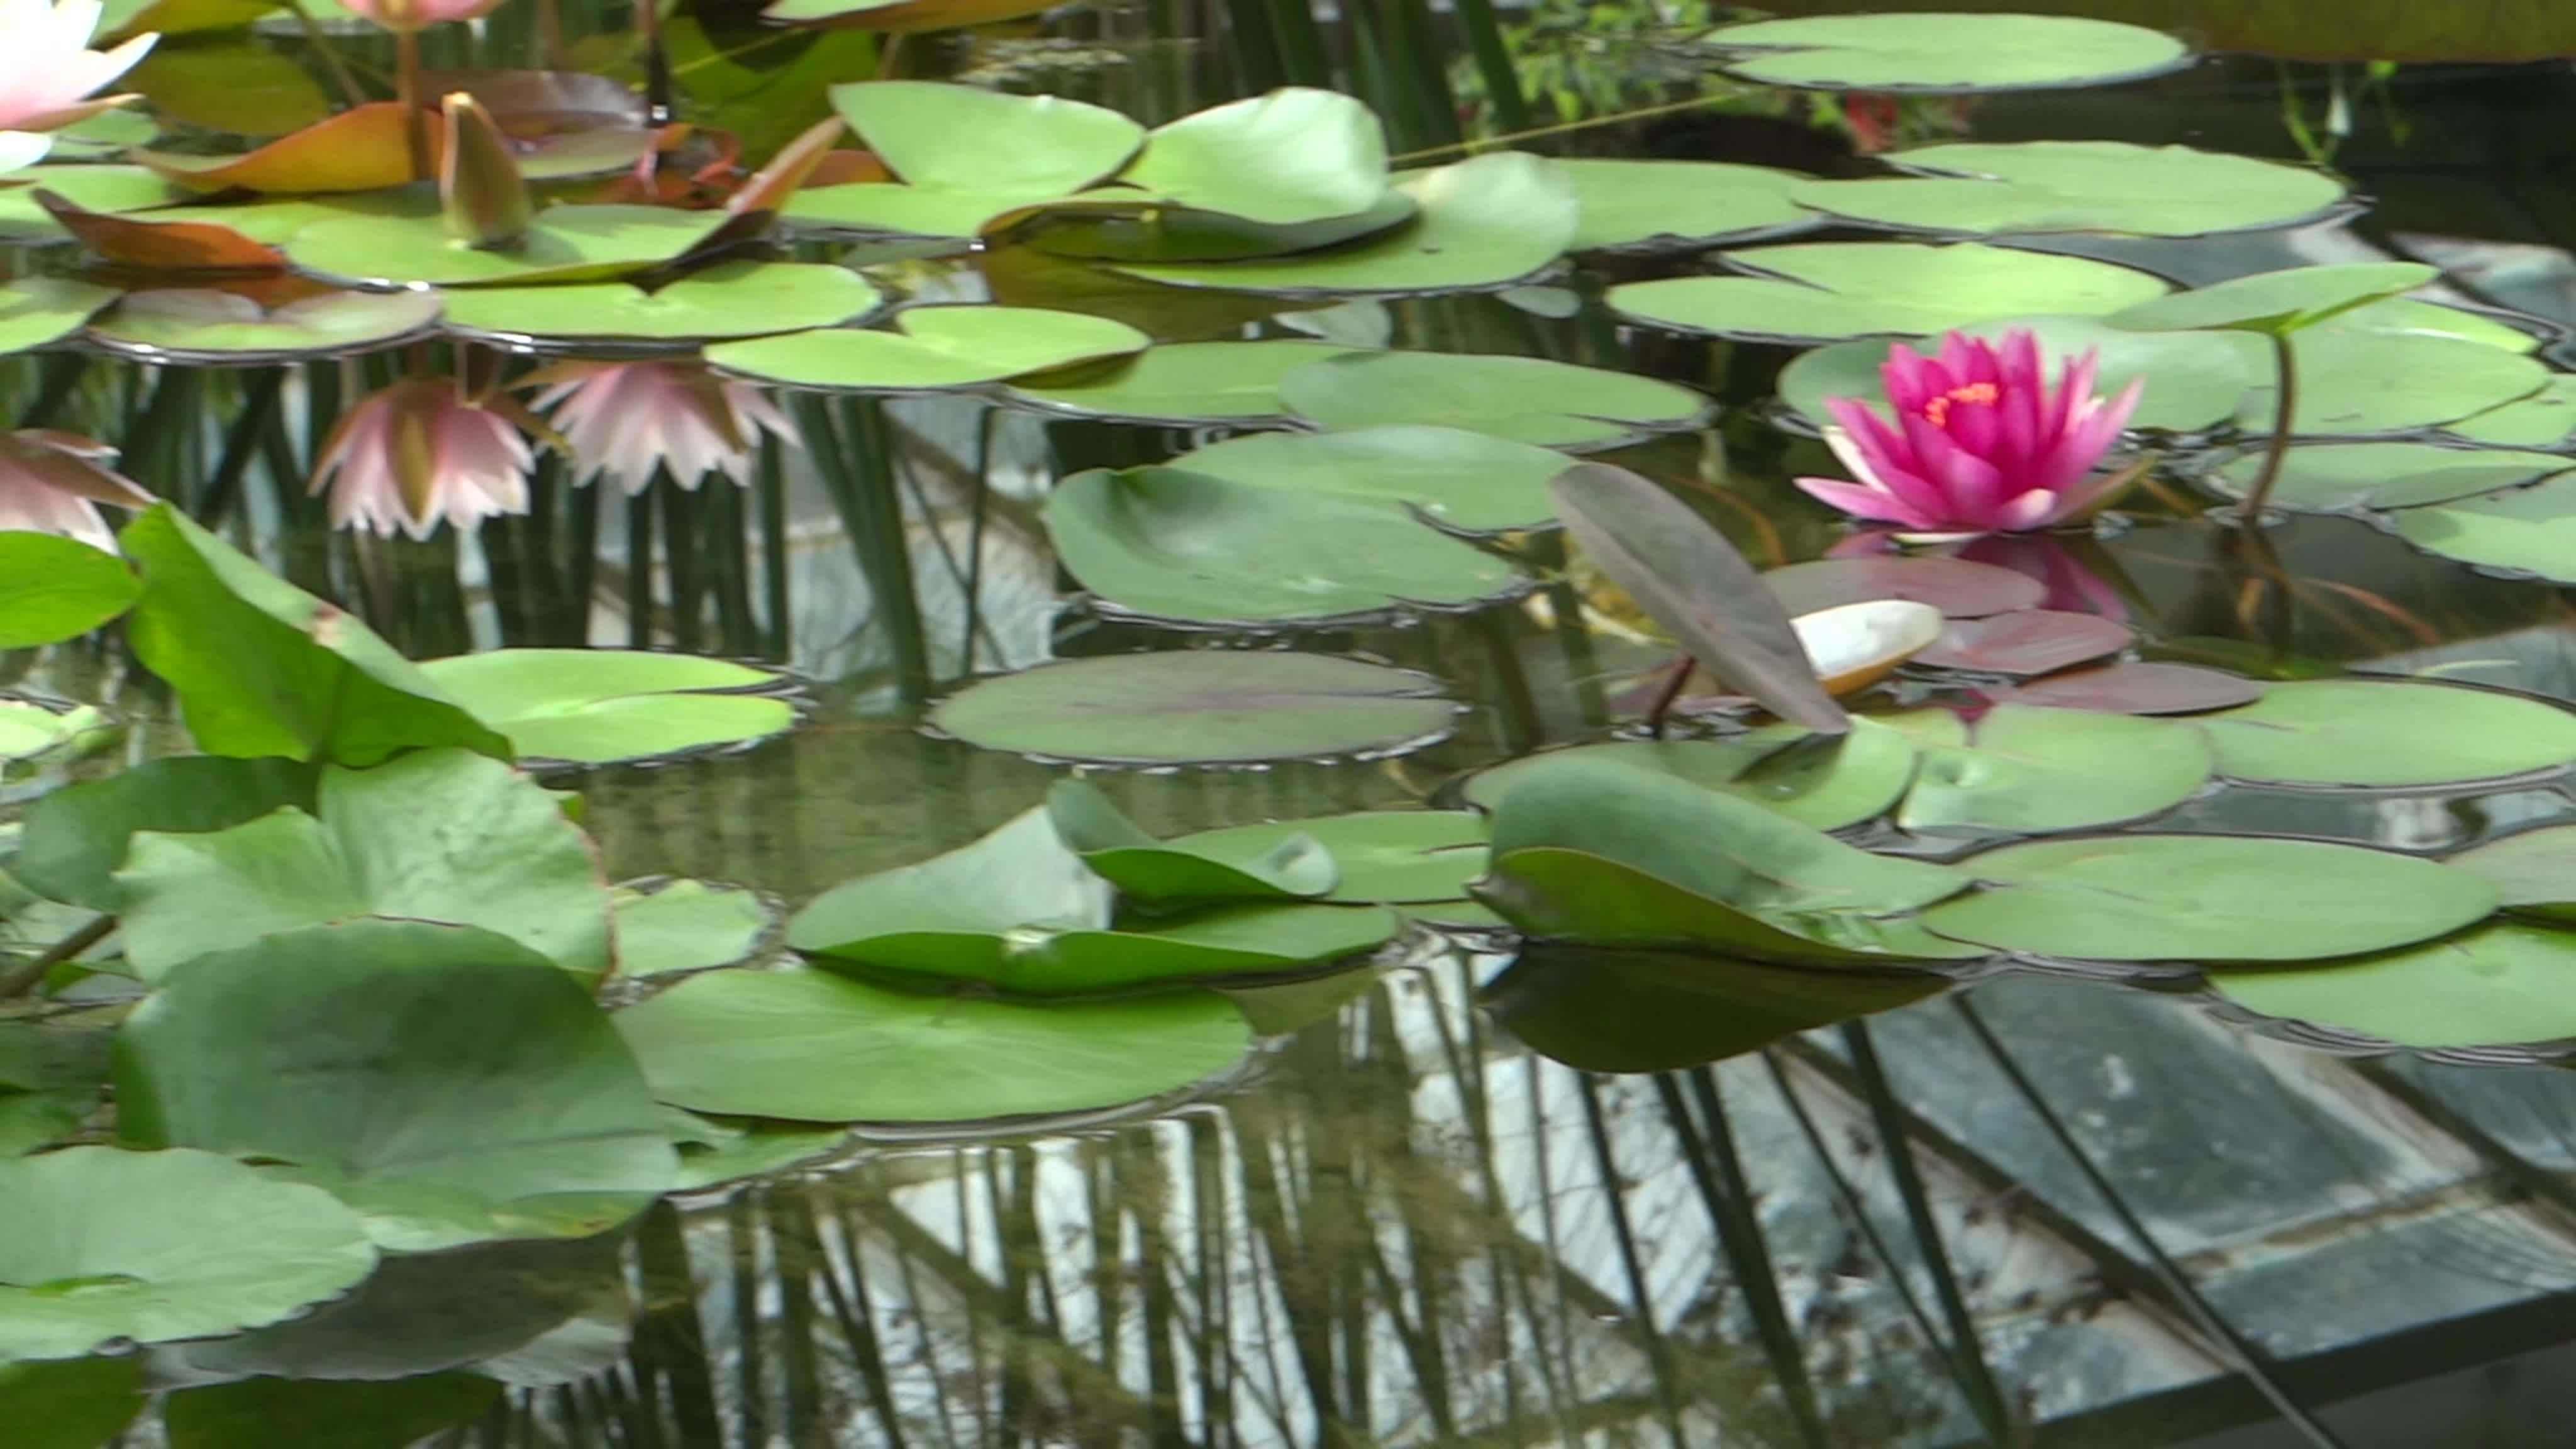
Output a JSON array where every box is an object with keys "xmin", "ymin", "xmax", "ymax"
[
  {"xmin": 1641, "ymin": 657, "xmax": 1694, "ymax": 738},
  {"xmin": 2240, "ymin": 329, "xmax": 2297, "ymax": 528},
  {"xmin": 0, "ymin": 915, "xmax": 116, "ymax": 997},
  {"xmin": 396, "ymin": 29, "xmax": 430, "ymax": 182}
]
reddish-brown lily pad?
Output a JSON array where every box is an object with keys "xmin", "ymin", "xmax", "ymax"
[
  {"xmin": 1994, "ymin": 662, "xmax": 2265, "ymax": 716},
  {"xmin": 33, "ymin": 190, "xmax": 284, "ymax": 273},
  {"xmin": 1915, "ymin": 610, "xmax": 2132, "ymax": 678},
  {"xmin": 137, "ymin": 104, "xmax": 441, "ymax": 195},
  {"xmin": 1762, "ymin": 557, "xmax": 2046, "ymax": 620}
]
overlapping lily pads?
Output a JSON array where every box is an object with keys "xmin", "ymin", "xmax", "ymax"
[
  {"xmin": 416, "ymin": 648, "xmax": 798, "ymax": 767},
  {"xmin": 1896, "ymin": 703, "xmax": 2212, "ymax": 835},
  {"xmin": 786, "ymin": 82, "xmax": 1143, "ymax": 241},
  {"xmin": 1560, "ymin": 158, "xmax": 1816, "ymax": 252},
  {"xmin": 1790, "ymin": 142, "xmax": 2345, "ymax": 238},
  {"xmin": 1611, "ymin": 242, "xmax": 2170, "ymax": 344},
  {"xmin": 438, "ymin": 262, "xmax": 882, "ymax": 352},
  {"xmin": 1487, "ymin": 946, "xmax": 1946, "ymax": 1074},
  {"xmin": 614, "ymin": 879, "xmax": 777, "ymax": 978},
  {"xmin": 285, "ymin": 203, "xmax": 726, "ymax": 290},
  {"xmin": 2448, "ymin": 828, "xmax": 2576, "ymax": 922},
  {"xmin": 709, "ymin": 305, "xmax": 1146, "ymax": 394},
  {"xmin": 1046, "ymin": 780, "xmax": 1334, "ymax": 902},
  {"xmin": 1167, "ymin": 810, "xmax": 1488, "ymax": 906},
  {"xmin": 1777, "ymin": 313, "xmax": 2251, "ymax": 435},
  {"xmin": 1703, "ymin": 12, "xmax": 2190, "ymax": 92},
  {"xmin": 930, "ymin": 651, "xmax": 1458, "ymax": 766},
  {"xmin": 0, "ymin": 536, "xmax": 135, "ymax": 649},
  {"xmin": 2203, "ymin": 441, "xmax": 2573, "ymax": 513},
  {"xmin": 2208, "ymin": 924, "xmax": 2576, "ymax": 1053},
  {"xmin": 1155, "ymin": 425, "xmax": 1563, "ymax": 534},
  {"xmin": 2448, "ymin": 374, "xmax": 2576, "ymax": 448},
  {"xmin": 1996, "ymin": 661, "xmax": 2265, "ymax": 716},
  {"xmin": 0, "ymin": 276, "xmax": 123, "ymax": 355},
  {"xmin": 0, "ymin": 166, "xmax": 187, "ymax": 242},
  {"xmin": 2231, "ymin": 326, "xmax": 2550, "ymax": 436},
  {"xmin": 1279, "ymin": 350, "xmax": 1707, "ymax": 448},
  {"xmin": 1915, "ymin": 610, "xmax": 2131, "ymax": 677},
  {"xmin": 2199, "ymin": 680, "xmax": 2576, "ymax": 787},
  {"xmin": 84, "ymin": 288, "xmax": 441, "ymax": 365},
  {"xmin": 2389, "ymin": 472, "xmax": 2576, "ymax": 582},
  {"xmin": 1004, "ymin": 339, "xmax": 1358, "ymax": 425},
  {"xmin": 1463, "ymin": 716, "xmax": 1935, "ymax": 831}
]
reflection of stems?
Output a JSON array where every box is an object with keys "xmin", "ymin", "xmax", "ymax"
[
  {"xmin": 1643, "ymin": 657, "xmax": 1694, "ymax": 738},
  {"xmin": 0, "ymin": 914, "xmax": 114, "ymax": 997},
  {"xmin": 535, "ymin": 0, "xmax": 567, "ymax": 68},
  {"xmin": 395, "ymin": 30, "xmax": 429, "ymax": 182},
  {"xmin": 286, "ymin": 0, "xmax": 364, "ymax": 108},
  {"xmin": 2240, "ymin": 330, "xmax": 2297, "ymax": 528}
]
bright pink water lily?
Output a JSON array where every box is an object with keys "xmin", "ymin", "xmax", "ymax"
[
  {"xmin": 311, "ymin": 376, "xmax": 533, "ymax": 539},
  {"xmin": 1796, "ymin": 328, "xmax": 2145, "ymax": 537},
  {"xmin": 337, "ymin": 0, "xmax": 505, "ymax": 31}
]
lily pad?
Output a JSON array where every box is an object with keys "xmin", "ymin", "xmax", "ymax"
[
  {"xmin": 613, "ymin": 967, "xmax": 1252, "ymax": 1123},
  {"xmin": 86, "ymin": 288, "xmax": 441, "ymax": 365},
  {"xmin": 1562, "ymin": 158, "xmax": 1816, "ymax": 252},
  {"xmin": 1067, "ymin": 86, "xmax": 1390, "ymax": 231},
  {"xmin": 1703, "ymin": 12, "xmax": 2190, "ymax": 92},
  {"xmin": 1922, "ymin": 834, "xmax": 2497, "ymax": 963},
  {"xmin": 1996, "ymin": 661, "xmax": 2264, "ymax": 716},
  {"xmin": 2210, "ymin": 924, "xmax": 2576, "ymax": 1052},
  {"xmin": 1170, "ymin": 425, "xmax": 1570, "ymax": 534},
  {"xmin": 115, "ymin": 920, "xmax": 675, "ymax": 1252},
  {"xmin": 614, "ymin": 879, "xmax": 775, "ymax": 978},
  {"xmin": 0, "ymin": 166, "xmax": 187, "ymax": 243},
  {"xmin": 2204, "ymin": 441, "xmax": 2573, "ymax": 513},
  {"xmin": 708, "ymin": 305, "xmax": 1147, "ymax": 394},
  {"xmin": 665, "ymin": 1111, "xmax": 846, "ymax": 1191},
  {"xmin": 1486, "ymin": 945, "xmax": 1947, "ymax": 1074},
  {"xmin": 928, "ymin": 651, "xmax": 1458, "ymax": 766},
  {"xmin": 1004, "ymin": 338, "xmax": 1358, "ymax": 425},
  {"xmin": 1165, "ymin": 810, "xmax": 1487, "ymax": 904},
  {"xmin": 2390, "ymin": 472, "xmax": 2576, "ymax": 583},
  {"xmin": 111, "ymin": 749, "xmax": 613, "ymax": 984},
  {"xmin": 135, "ymin": 103, "xmax": 429, "ymax": 194},
  {"xmin": 16, "ymin": 756, "xmax": 318, "ymax": 910},
  {"xmin": 1610, "ymin": 242, "xmax": 2170, "ymax": 344},
  {"xmin": 1046, "ymin": 465, "xmax": 1528, "ymax": 626},
  {"xmin": 2447, "ymin": 374, "xmax": 2576, "ymax": 448},
  {"xmin": 786, "ymin": 81, "xmax": 1143, "ymax": 241},
  {"xmin": 1463, "ymin": 714, "xmax": 1936, "ymax": 831},
  {"xmin": 416, "ymin": 648, "xmax": 796, "ymax": 767},
  {"xmin": 1046, "ymin": 779, "xmax": 1335, "ymax": 902},
  {"xmin": 0, "ymin": 1145, "xmax": 376, "ymax": 1364},
  {"xmin": 1779, "ymin": 314, "xmax": 2250, "ymax": 435},
  {"xmin": 2232, "ymin": 327, "xmax": 2550, "ymax": 436},
  {"xmin": 1762, "ymin": 557, "xmax": 2046, "ymax": 619},
  {"xmin": 0, "ymin": 701, "xmax": 92, "ymax": 772},
  {"xmin": 1279, "ymin": 350, "xmax": 1707, "ymax": 448},
  {"xmin": 1915, "ymin": 610, "xmax": 2131, "ymax": 676},
  {"xmin": 2109, "ymin": 261, "xmax": 2434, "ymax": 335},
  {"xmin": 286, "ymin": 204, "xmax": 726, "ymax": 290},
  {"xmin": 1115, "ymin": 152, "xmax": 1577, "ymax": 297},
  {"xmin": 1790, "ymin": 142, "xmax": 2345, "ymax": 238},
  {"xmin": 438, "ymin": 262, "xmax": 882, "ymax": 352},
  {"xmin": 0, "ymin": 535, "xmax": 135, "ymax": 648},
  {"xmin": 2201, "ymin": 679, "xmax": 2576, "ymax": 787},
  {"xmin": 1897, "ymin": 703, "xmax": 2212, "ymax": 834},
  {"xmin": 2447, "ymin": 827, "xmax": 2576, "ymax": 923},
  {"xmin": 0, "ymin": 276, "xmax": 121, "ymax": 357}
]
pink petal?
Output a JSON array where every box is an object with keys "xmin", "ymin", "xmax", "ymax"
[
  {"xmin": 1795, "ymin": 475, "xmax": 1940, "ymax": 529},
  {"xmin": 1899, "ymin": 410, "xmax": 2007, "ymax": 525},
  {"xmin": 1992, "ymin": 488, "xmax": 2067, "ymax": 531},
  {"xmin": 1823, "ymin": 410, "xmax": 1953, "ymax": 521},
  {"xmin": 1879, "ymin": 343, "xmax": 1945, "ymax": 414}
]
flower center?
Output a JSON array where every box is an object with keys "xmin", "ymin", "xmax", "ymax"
[{"xmin": 1921, "ymin": 382, "xmax": 1999, "ymax": 429}]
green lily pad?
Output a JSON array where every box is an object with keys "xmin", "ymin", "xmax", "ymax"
[
  {"xmin": 1611, "ymin": 242, "xmax": 2170, "ymax": 344},
  {"xmin": 0, "ymin": 166, "xmax": 188, "ymax": 243},
  {"xmin": 1024, "ymin": 190, "xmax": 1414, "ymax": 264},
  {"xmin": 1922, "ymin": 834, "xmax": 2497, "ymax": 962},
  {"xmin": 1465, "ymin": 715, "xmax": 1938, "ymax": 831},
  {"xmin": 85, "ymin": 288, "xmax": 441, "ymax": 365},
  {"xmin": 0, "ymin": 535, "xmax": 135, "ymax": 648},
  {"xmin": 1046, "ymin": 465, "xmax": 1529, "ymax": 626},
  {"xmin": 2231, "ymin": 326, "xmax": 2549, "ymax": 436},
  {"xmin": 1790, "ymin": 142, "xmax": 2345, "ymax": 238},
  {"xmin": 0, "ymin": 1145, "xmax": 376, "ymax": 1363},
  {"xmin": 1115, "ymin": 152, "xmax": 1577, "ymax": 297},
  {"xmin": 1102, "ymin": 87, "xmax": 1387, "ymax": 227},
  {"xmin": 2390, "ymin": 472, "xmax": 2576, "ymax": 583},
  {"xmin": 1047, "ymin": 779, "xmax": 1335, "ymax": 902},
  {"xmin": 2204, "ymin": 441, "xmax": 2573, "ymax": 513},
  {"xmin": 1279, "ymin": 350, "xmax": 1707, "ymax": 448},
  {"xmin": 1004, "ymin": 338, "xmax": 1358, "ymax": 425},
  {"xmin": 2109, "ymin": 261, "xmax": 2434, "ymax": 335},
  {"xmin": 1896, "ymin": 703, "xmax": 2212, "ymax": 835},
  {"xmin": 614, "ymin": 967, "xmax": 1252, "ymax": 1124},
  {"xmin": 1477, "ymin": 755, "xmax": 1978, "ymax": 964},
  {"xmin": 2346, "ymin": 296, "xmax": 2543, "ymax": 353},
  {"xmin": 2446, "ymin": 374, "xmax": 2576, "ymax": 448},
  {"xmin": 285, "ymin": 204, "xmax": 725, "ymax": 289},
  {"xmin": 614, "ymin": 879, "xmax": 775, "ymax": 977},
  {"xmin": 0, "ymin": 276, "xmax": 123, "ymax": 357},
  {"xmin": 116, "ymin": 920, "xmax": 675, "ymax": 1252},
  {"xmin": 786, "ymin": 80, "xmax": 1143, "ymax": 240},
  {"xmin": 16, "ymin": 756, "xmax": 317, "ymax": 909},
  {"xmin": 0, "ymin": 701, "xmax": 91, "ymax": 772},
  {"xmin": 2448, "ymin": 827, "xmax": 2576, "ymax": 923},
  {"xmin": 415, "ymin": 648, "xmax": 796, "ymax": 767},
  {"xmin": 928, "ymin": 651, "xmax": 1458, "ymax": 766},
  {"xmin": 112, "ymin": 749, "xmax": 613, "ymax": 984},
  {"xmin": 1779, "ymin": 313, "xmax": 2250, "ymax": 435},
  {"xmin": 665, "ymin": 1109, "xmax": 846, "ymax": 1191},
  {"xmin": 1487, "ymin": 945, "xmax": 1946, "ymax": 1074},
  {"xmin": 709, "ymin": 305, "xmax": 1148, "ymax": 394},
  {"xmin": 1165, "ymin": 425, "xmax": 1570, "ymax": 535},
  {"xmin": 1703, "ymin": 12, "xmax": 2189, "ymax": 91},
  {"xmin": 789, "ymin": 802, "xmax": 1108, "ymax": 953},
  {"xmin": 1166, "ymin": 810, "xmax": 1487, "ymax": 904},
  {"xmin": 123, "ymin": 507, "xmax": 511, "ymax": 767},
  {"xmin": 2209, "ymin": 923, "xmax": 2576, "ymax": 1052},
  {"xmin": 1561, "ymin": 158, "xmax": 1816, "ymax": 252},
  {"xmin": 2201, "ymin": 679, "xmax": 2576, "ymax": 787},
  {"xmin": 438, "ymin": 261, "xmax": 882, "ymax": 351}
]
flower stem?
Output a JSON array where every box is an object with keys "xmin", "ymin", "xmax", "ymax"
[
  {"xmin": 396, "ymin": 29, "xmax": 430, "ymax": 182},
  {"xmin": 2240, "ymin": 329, "xmax": 2297, "ymax": 528},
  {"xmin": 1642, "ymin": 657, "xmax": 1694, "ymax": 738}
]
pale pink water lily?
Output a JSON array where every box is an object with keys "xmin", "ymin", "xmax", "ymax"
[
  {"xmin": 0, "ymin": 0, "xmax": 157, "ymax": 172},
  {"xmin": 312, "ymin": 376, "xmax": 533, "ymax": 540},
  {"xmin": 0, "ymin": 428, "xmax": 150, "ymax": 552},
  {"xmin": 336, "ymin": 0, "xmax": 505, "ymax": 31},
  {"xmin": 1797, "ymin": 328, "xmax": 2146, "ymax": 538},
  {"xmin": 529, "ymin": 360, "xmax": 796, "ymax": 496}
]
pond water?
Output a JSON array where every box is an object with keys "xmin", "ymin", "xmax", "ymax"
[{"xmin": 5, "ymin": 2, "xmax": 2576, "ymax": 1446}]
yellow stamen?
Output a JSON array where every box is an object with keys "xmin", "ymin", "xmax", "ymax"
[{"xmin": 1921, "ymin": 381, "xmax": 1999, "ymax": 429}]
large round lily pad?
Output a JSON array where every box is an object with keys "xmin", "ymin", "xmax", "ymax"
[
  {"xmin": 2448, "ymin": 375, "xmax": 2576, "ymax": 448},
  {"xmin": 1172, "ymin": 425, "xmax": 1570, "ymax": 534},
  {"xmin": 1002, "ymin": 339, "xmax": 1357, "ymax": 425},
  {"xmin": 1790, "ymin": 142, "xmax": 2344, "ymax": 238},
  {"xmin": 2205, "ymin": 441, "xmax": 2572, "ymax": 513},
  {"xmin": 1896, "ymin": 703, "xmax": 2212, "ymax": 835},
  {"xmin": 1611, "ymin": 242, "xmax": 2170, "ymax": 344},
  {"xmin": 1922, "ymin": 834, "xmax": 2497, "ymax": 963},
  {"xmin": 2109, "ymin": 262, "xmax": 2434, "ymax": 335},
  {"xmin": 613, "ymin": 967, "xmax": 1251, "ymax": 1124},
  {"xmin": 2234, "ymin": 327, "xmax": 2550, "ymax": 436},
  {"xmin": 1561, "ymin": 158, "xmax": 1816, "ymax": 252},
  {"xmin": 438, "ymin": 262, "xmax": 882, "ymax": 351},
  {"xmin": 2209, "ymin": 924, "xmax": 2576, "ymax": 1051},
  {"xmin": 285, "ymin": 204, "xmax": 724, "ymax": 289},
  {"xmin": 1703, "ymin": 12, "xmax": 2190, "ymax": 91},
  {"xmin": 2200, "ymin": 680, "xmax": 2576, "ymax": 788},
  {"xmin": 417, "ymin": 648, "xmax": 797, "ymax": 767},
  {"xmin": 1278, "ymin": 350, "xmax": 1707, "ymax": 448},
  {"xmin": 85, "ymin": 288, "xmax": 441, "ymax": 365},
  {"xmin": 928, "ymin": 651, "xmax": 1458, "ymax": 766},
  {"xmin": 1046, "ymin": 466, "xmax": 1527, "ymax": 626},
  {"xmin": 2448, "ymin": 828, "xmax": 2576, "ymax": 923},
  {"xmin": 708, "ymin": 305, "xmax": 1146, "ymax": 394},
  {"xmin": 2390, "ymin": 472, "xmax": 2576, "ymax": 583},
  {"xmin": 1778, "ymin": 314, "xmax": 2250, "ymax": 435},
  {"xmin": 0, "ymin": 276, "xmax": 122, "ymax": 356},
  {"xmin": 115, "ymin": 920, "xmax": 675, "ymax": 1252},
  {"xmin": 0, "ymin": 1145, "xmax": 377, "ymax": 1363}
]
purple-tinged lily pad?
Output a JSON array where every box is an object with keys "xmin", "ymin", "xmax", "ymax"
[
  {"xmin": 1993, "ymin": 661, "xmax": 2264, "ymax": 716},
  {"xmin": 1915, "ymin": 609, "xmax": 2132, "ymax": 677},
  {"xmin": 1762, "ymin": 556, "xmax": 2046, "ymax": 619}
]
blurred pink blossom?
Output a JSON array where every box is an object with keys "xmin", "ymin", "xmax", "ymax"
[
  {"xmin": 311, "ymin": 376, "xmax": 531, "ymax": 539},
  {"xmin": 531, "ymin": 360, "xmax": 796, "ymax": 496},
  {"xmin": 0, "ymin": 0, "xmax": 156, "ymax": 170},
  {"xmin": 0, "ymin": 428, "xmax": 150, "ymax": 552},
  {"xmin": 336, "ymin": 0, "xmax": 505, "ymax": 31}
]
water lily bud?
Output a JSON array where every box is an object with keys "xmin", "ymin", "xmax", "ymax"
[{"xmin": 439, "ymin": 92, "xmax": 531, "ymax": 250}]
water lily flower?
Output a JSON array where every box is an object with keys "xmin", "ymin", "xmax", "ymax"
[
  {"xmin": 530, "ymin": 360, "xmax": 796, "ymax": 495},
  {"xmin": 0, "ymin": 0, "xmax": 157, "ymax": 172},
  {"xmin": 336, "ymin": 0, "xmax": 505, "ymax": 31},
  {"xmin": 312, "ymin": 375, "xmax": 533, "ymax": 539},
  {"xmin": 1797, "ymin": 328, "xmax": 2146, "ymax": 538},
  {"xmin": 0, "ymin": 428, "xmax": 150, "ymax": 552}
]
